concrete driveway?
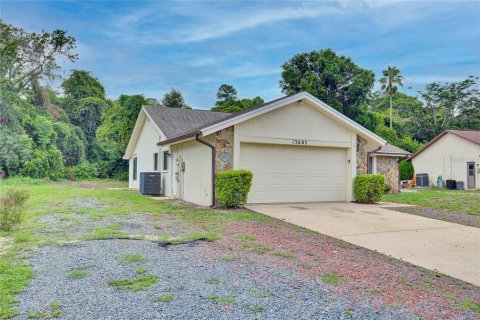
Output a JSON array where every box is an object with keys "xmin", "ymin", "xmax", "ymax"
[{"xmin": 246, "ymin": 202, "xmax": 480, "ymax": 286}]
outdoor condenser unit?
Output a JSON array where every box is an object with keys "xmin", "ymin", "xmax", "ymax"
[{"xmin": 139, "ymin": 172, "xmax": 161, "ymax": 195}]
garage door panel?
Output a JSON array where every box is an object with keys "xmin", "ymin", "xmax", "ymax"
[{"xmin": 240, "ymin": 143, "xmax": 346, "ymax": 203}]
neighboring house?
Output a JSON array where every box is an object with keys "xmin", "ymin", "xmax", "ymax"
[
  {"xmin": 367, "ymin": 145, "xmax": 411, "ymax": 193},
  {"xmin": 124, "ymin": 92, "xmax": 405, "ymax": 206},
  {"xmin": 409, "ymin": 130, "xmax": 480, "ymax": 189}
]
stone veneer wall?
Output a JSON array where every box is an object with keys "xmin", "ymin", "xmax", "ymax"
[
  {"xmin": 376, "ymin": 156, "xmax": 400, "ymax": 193},
  {"xmin": 215, "ymin": 126, "xmax": 234, "ymax": 174},
  {"xmin": 356, "ymin": 136, "xmax": 368, "ymax": 175}
]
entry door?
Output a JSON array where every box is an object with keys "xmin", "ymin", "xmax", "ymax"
[
  {"xmin": 467, "ymin": 162, "xmax": 476, "ymax": 189},
  {"xmin": 240, "ymin": 143, "xmax": 346, "ymax": 203}
]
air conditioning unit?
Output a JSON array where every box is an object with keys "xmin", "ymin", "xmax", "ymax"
[{"xmin": 140, "ymin": 172, "xmax": 161, "ymax": 195}]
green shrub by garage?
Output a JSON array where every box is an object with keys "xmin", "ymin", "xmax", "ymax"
[
  {"xmin": 215, "ymin": 170, "xmax": 253, "ymax": 208},
  {"xmin": 354, "ymin": 174, "xmax": 385, "ymax": 204}
]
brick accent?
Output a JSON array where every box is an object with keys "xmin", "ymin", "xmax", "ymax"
[
  {"xmin": 215, "ymin": 126, "xmax": 234, "ymax": 174},
  {"xmin": 356, "ymin": 136, "xmax": 368, "ymax": 175},
  {"xmin": 376, "ymin": 156, "xmax": 400, "ymax": 193}
]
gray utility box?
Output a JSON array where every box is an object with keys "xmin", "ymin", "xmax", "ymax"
[
  {"xmin": 139, "ymin": 172, "xmax": 161, "ymax": 195},
  {"xmin": 416, "ymin": 173, "xmax": 429, "ymax": 187}
]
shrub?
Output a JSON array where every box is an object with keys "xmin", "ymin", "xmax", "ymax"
[
  {"xmin": 64, "ymin": 161, "xmax": 99, "ymax": 180},
  {"xmin": 0, "ymin": 188, "xmax": 30, "ymax": 231},
  {"xmin": 354, "ymin": 174, "xmax": 384, "ymax": 204},
  {"xmin": 399, "ymin": 160, "xmax": 414, "ymax": 180},
  {"xmin": 216, "ymin": 170, "xmax": 253, "ymax": 208},
  {"xmin": 20, "ymin": 146, "xmax": 64, "ymax": 180},
  {"xmin": 384, "ymin": 183, "xmax": 392, "ymax": 193}
]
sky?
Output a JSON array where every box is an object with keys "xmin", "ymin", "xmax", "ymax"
[{"xmin": 2, "ymin": 1, "xmax": 479, "ymax": 109}]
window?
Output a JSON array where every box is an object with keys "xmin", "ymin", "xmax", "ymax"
[
  {"xmin": 162, "ymin": 151, "xmax": 169, "ymax": 171},
  {"xmin": 153, "ymin": 153, "xmax": 158, "ymax": 171},
  {"xmin": 367, "ymin": 156, "xmax": 373, "ymax": 174},
  {"xmin": 133, "ymin": 157, "xmax": 137, "ymax": 181}
]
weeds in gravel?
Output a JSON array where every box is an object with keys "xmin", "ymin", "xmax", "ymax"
[
  {"xmin": 158, "ymin": 233, "xmax": 218, "ymax": 246},
  {"xmin": 84, "ymin": 224, "xmax": 128, "ymax": 240},
  {"xmin": 27, "ymin": 300, "xmax": 62, "ymax": 319},
  {"xmin": 209, "ymin": 294, "xmax": 236, "ymax": 305},
  {"xmin": 261, "ymin": 289, "xmax": 276, "ymax": 298},
  {"xmin": 154, "ymin": 293, "xmax": 174, "ymax": 303},
  {"xmin": 0, "ymin": 257, "xmax": 34, "ymax": 319},
  {"xmin": 457, "ymin": 298, "xmax": 480, "ymax": 313},
  {"xmin": 108, "ymin": 275, "xmax": 158, "ymax": 291},
  {"xmin": 243, "ymin": 303, "xmax": 264, "ymax": 313},
  {"xmin": 273, "ymin": 251, "xmax": 295, "ymax": 260},
  {"xmin": 321, "ymin": 273, "xmax": 343, "ymax": 285},
  {"xmin": 345, "ymin": 310, "xmax": 354, "ymax": 318},
  {"xmin": 135, "ymin": 267, "xmax": 147, "ymax": 275},
  {"xmin": 120, "ymin": 253, "xmax": 146, "ymax": 264},
  {"xmin": 204, "ymin": 277, "xmax": 221, "ymax": 285},
  {"xmin": 237, "ymin": 235, "xmax": 256, "ymax": 242},
  {"xmin": 221, "ymin": 254, "xmax": 235, "ymax": 262},
  {"xmin": 66, "ymin": 268, "xmax": 90, "ymax": 279},
  {"xmin": 254, "ymin": 244, "xmax": 272, "ymax": 254}
]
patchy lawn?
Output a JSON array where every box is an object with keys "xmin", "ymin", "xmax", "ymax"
[
  {"xmin": 0, "ymin": 180, "xmax": 479, "ymax": 319},
  {"xmin": 383, "ymin": 188, "xmax": 480, "ymax": 227}
]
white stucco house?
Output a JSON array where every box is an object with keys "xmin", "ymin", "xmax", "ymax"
[
  {"xmin": 409, "ymin": 130, "xmax": 480, "ymax": 189},
  {"xmin": 123, "ymin": 92, "xmax": 408, "ymax": 206}
]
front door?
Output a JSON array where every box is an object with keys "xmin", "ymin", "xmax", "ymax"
[{"xmin": 467, "ymin": 162, "xmax": 476, "ymax": 189}]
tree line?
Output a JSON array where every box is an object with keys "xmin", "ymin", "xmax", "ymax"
[{"xmin": 1, "ymin": 20, "xmax": 479, "ymax": 180}]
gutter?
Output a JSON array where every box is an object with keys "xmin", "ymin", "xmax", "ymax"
[{"xmin": 195, "ymin": 134, "xmax": 216, "ymax": 207}]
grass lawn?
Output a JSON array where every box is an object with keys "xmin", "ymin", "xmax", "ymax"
[
  {"xmin": 383, "ymin": 188, "xmax": 480, "ymax": 215},
  {"xmin": 0, "ymin": 179, "xmax": 479, "ymax": 319}
]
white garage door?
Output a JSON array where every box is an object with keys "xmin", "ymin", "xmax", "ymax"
[{"xmin": 240, "ymin": 143, "xmax": 346, "ymax": 203}]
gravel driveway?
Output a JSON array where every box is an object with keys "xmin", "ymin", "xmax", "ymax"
[{"xmin": 16, "ymin": 239, "xmax": 413, "ymax": 320}]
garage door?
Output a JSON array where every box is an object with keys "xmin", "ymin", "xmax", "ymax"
[{"xmin": 240, "ymin": 143, "xmax": 346, "ymax": 203}]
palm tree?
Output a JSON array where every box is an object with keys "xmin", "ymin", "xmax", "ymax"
[{"xmin": 380, "ymin": 66, "xmax": 403, "ymax": 128}]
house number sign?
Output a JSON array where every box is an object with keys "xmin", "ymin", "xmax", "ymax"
[{"xmin": 292, "ymin": 139, "xmax": 308, "ymax": 145}]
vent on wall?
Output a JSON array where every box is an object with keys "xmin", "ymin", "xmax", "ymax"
[{"xmin": 140, "ymin": 172, "xmax": 161, "ymax": 195}]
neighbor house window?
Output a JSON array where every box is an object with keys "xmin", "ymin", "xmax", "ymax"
[
  {"xmin": 154, "ymin": 153, "xmax": 158, "ymax": 171},
  {"xmin": 163, "ymin": 151, "xmax": 169, "ymax": 171},
  {"xmin": 367, "ymin": 156, "xmax": 373, "ymax": 174},
  {"xmin": 133, "ymin": 157, "xmax": 137, "ymax": 180}
]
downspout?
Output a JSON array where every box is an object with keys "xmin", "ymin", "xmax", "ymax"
[{"xmin": 195, "ymin": 134, "xmax": 216, "ymax": 207}]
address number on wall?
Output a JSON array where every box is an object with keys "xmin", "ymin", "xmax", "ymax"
[{"xmin": 292, "ymin": 139, "xmax": 308, "ymax": 145}]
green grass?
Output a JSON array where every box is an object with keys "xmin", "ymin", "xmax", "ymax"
[
  {"xmin": 209, "ymin": 294, "xmax": 236, "ymax": 305},
  {"xmin": 457, "ymin": 298, "xmax": 480, "ymax": 313},
  {"xmin": 154, "ymin": 293, "xmax": 174, "ymax": 303},
  {"xmin": 204, "ymin": 277, "xmax": 221, "ymax": 285},
  {"xmin": 383, "ymin": 188, "xmax": 480, "ymax": 215},
  {"xmin": 243, "ymin": 303, "xmax": 264, "ymax": 313},
  {"xmin": 237, "ymin": 235, "xmax": 256, "ymax": 242},
  {"xmin": 273, "ymin": 251, "xmax": 295, "ymax": 260},
  {"xmin": 27, "ymin": 300, "xmax": 62, "ymax": 319},
  {"xmin": 108, "ymin": 275, "xmax": 158, "ymax": 291},
  {"xmin": 120, "ymin": 253, "xmax": 146, "ymax": 264},
  {"xmin": 321, "ymin": 273, "xmax": 343, "ymax": 285},
  {"xmin": 135, "ymin": 267, "xmax": 147, "ymax": 275},
  {"xmin": 66, "ymin": 268, "xmax": 90, "ymax": 279},
  {"xmin": 84, "ymin": 224, "xmax": 128, "ymax": 240}
]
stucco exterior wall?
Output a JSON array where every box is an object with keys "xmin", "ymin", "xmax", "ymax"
[
  {"xmin": 129, "ymin": 117, "xmax": 161, "ymax": 189},
  {"xmin": 412, "ymin": 133, "xmax": 480, "ymax": 188},
  {"xmin": 171, "ymin": 135, "xmax": 215, "ymax": 206},
  {"xmin": 215, "ymin": 126, "xmax": 234, "ymax": 174},
  {"xmin": 356, "ymin": 136, "xmax": 368, "ymax": 175},
  {"xmin": 376, "ymin": 156, "xmax": 400, "ymax": 193}
]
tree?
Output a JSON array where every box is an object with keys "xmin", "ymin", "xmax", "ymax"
[
  {"xmin": 53, "ymin": 122, "xmax": 86, "ymax": 166},
  {"xmin": 161, "ymin": 89, "xmax": 190, "ymax": 109},
  {"xmin": 0, "ymin": 127, "xmax": 33, "ymax": 177},
  {"xmin": 380, "ymin": 66, "xmax": 403, "ymax": 128},
  {"xmin": 280, "ymin": 49, "xmax": 375, "ymax": 119},
  {"xmin": 0, "ymin": 20, "xmax": 77, "ymax": 92},
  {"xmin": 215, "ymin": 84, "xmax": 237, "ymax": 106},
  {"xmin": 20, "ymin": 145, "xmax": 64, "ymax": 180},
  {"xmin": 62, "ymin": 70, "xmax": 105, "ymax": 100},
  {"xmin": 413, "ymin": 76, "xmax": 480, "ymax": 141}
]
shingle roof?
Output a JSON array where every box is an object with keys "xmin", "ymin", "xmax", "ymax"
[
  {"xmin": 143, "ymin": 106, "xmax": 231, "ymax": 139},
  {"xmin": 448, "ymin": 130, "xmax": 480, "ymax": 146},
  {"xmin": 409, "ymin": 130, "xmax": 480, "ymax": 160},
  {"xmin": 368, "ymin": 144, "xmax": 410, "ymax": 156}
]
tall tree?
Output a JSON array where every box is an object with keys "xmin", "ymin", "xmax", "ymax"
[
  {"xmin": 0, "ymin": 20, "xmax": 77, "ymax": 92},
  {"xmin": 379, "ymin": 66, "xmax": 403, "ymax": 128},
  {"xmin": 161, "ymin": 89, "xmax": 190, "ymax": 109},
  {"xmin": 62, "ymin": 70, "xmax": 105, "ymax": 100},
  {"xmin": 215, "ymin": 84, "xmax": 237, "ymax": 106},
  {"xmin": 280, "ymin": 49, "xmax": 375, "ymax": 119}
]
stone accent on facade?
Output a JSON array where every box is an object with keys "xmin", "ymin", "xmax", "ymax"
[
  {"xmin": 376, "ymin": 156, "xmax": 400, "ymax": 193},
  {"xmin": 356, "ymin": 136, "xmax": 368, "ymax": 175},
  {"xmin": 215, "ymin": 126, "xmax": 234, "ymax": 174}
]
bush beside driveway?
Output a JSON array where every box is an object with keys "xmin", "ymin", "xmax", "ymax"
[{"xmin": 0, "ymin": 180, "xmax": 479, "ymax": 319}]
